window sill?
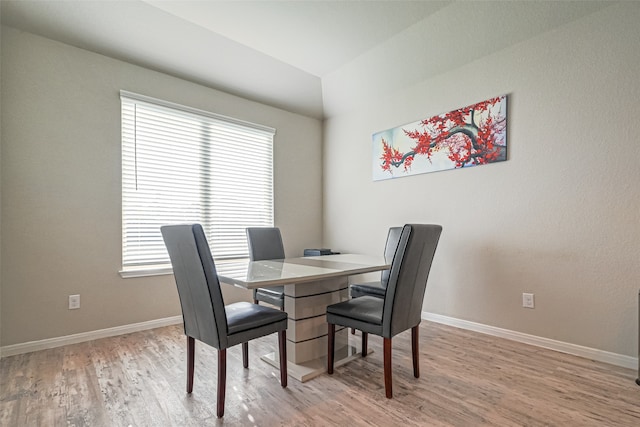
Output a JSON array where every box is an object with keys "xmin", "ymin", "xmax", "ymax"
[
  {"xmin": 119, "ymin": 258, "xmax": 250, "ymax": 279},
  {"xmin": 119, "ymin": 266, "xmax": 173, "ymax": 279}
]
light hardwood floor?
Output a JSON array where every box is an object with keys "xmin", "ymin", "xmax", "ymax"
[{"xmin": 1, "ymin": 321, "xmax": 639, "ymax": 426}]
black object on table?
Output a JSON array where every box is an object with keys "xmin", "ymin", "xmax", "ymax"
[{"xmin": 303, "ymin": 248, "xmax": 340, "ymax": 256}]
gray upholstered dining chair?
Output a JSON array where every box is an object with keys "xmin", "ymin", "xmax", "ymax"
[
  {"xmin": 161, "ymin": 224, "xmax": 288, "ymax": 418},
  {"xmin": 246, "ymin": 227, "xmax": 285, "ymax": 310},
  {"xmin": 350, "ymin": 226, "xmax": 403, "ymax": 299},
  {"xmin": 326, "ymin": 224, "xmax": 442, "ymax": 398}
]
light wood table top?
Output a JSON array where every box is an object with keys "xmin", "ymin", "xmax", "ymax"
[{"xmin": 216, "ymin": 253, "xmax": 390, "ymax": 289}]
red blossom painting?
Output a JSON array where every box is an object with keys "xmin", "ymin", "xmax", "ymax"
[{"xmin": 373, "ymin": 95, "xmax": 507, "ymax": 181}]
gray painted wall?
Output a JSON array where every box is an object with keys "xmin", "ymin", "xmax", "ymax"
[
  {"xmin": 322, "ymin": 2, "xmax": 640, "ymax": 358},
  {"xmin": 0, "ymin": 27, "xmax": 323, "ymax": 346}
]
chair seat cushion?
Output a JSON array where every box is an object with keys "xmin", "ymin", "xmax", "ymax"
[
  {"xmin": 226, "ymin": 302, "xmax": 287, "ymax": 335},
  {"xmin": 350, "ymin": 281, "xmax": 385, "ymax": 299},
  {"xmin": 326, "ymin": 296, "xmax": 384, "ymax": 326},
  {"xmin": 255, "ymin": 286, "xmax": 285, "ymax": 308},
  {"xmin": 255, "ymin": 286, "xmax": 284, "ymax": 299}
]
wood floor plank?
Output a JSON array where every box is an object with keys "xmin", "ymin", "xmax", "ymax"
[{"xmin": 1, "ymin": 321, "xmax": 639, "ymax": 426}]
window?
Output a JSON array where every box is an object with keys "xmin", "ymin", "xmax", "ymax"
[{"xmin": 120, "ymin": 91, "xmax": 274, "ymax": 277}]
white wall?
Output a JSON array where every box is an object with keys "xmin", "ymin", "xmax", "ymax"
[
  {"xmin": 0, "ymin": 27, "xmax": 323, "ymax": 346},
  {"xmin": 323, "ymin": 2, "xmax": 640, "ymax": 357}
]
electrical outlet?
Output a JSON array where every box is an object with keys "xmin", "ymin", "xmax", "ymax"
[
  {"xmin": 522, "ymin": 293, "xmax": 535, "ymax": 309},
  {"xmin": 69, "ymin": 294, "xmax": 80, "ymax": 310}
]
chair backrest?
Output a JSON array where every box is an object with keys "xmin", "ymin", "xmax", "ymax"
[
  {"xmin": 380, "ymin": 226, "xmax": 404, "ymax": 287},
  {"xmin": 161, "ymin": 224, "xmax": 228, "ymax": 349},
  {"xmin": 246, "ymin": 227, "xmax": 285, "ymax": 261},
  {"xmin": 382, "ymin": 224, "xmax": 442, "ymax": 338}
]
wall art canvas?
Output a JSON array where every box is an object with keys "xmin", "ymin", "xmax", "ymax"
[{"xmin": 373, "ymin": 95, "xmax": 507, "ymax": 181}]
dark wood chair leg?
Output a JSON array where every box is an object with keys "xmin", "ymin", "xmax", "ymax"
[
  {"xmin": 242, "ymin": 342, "xmax": 249, "ymax": 369},
  {"xmin": 327, "ymin": 323, "xmax": 335, "ymax": 374},
  {"xmin": 217, "ymin": 349, "xmax": 227, "ymax": 418},
  {"xmin": 253, "ymin": 299, "xmax": 259, "ymax": 305},
  {"xmin": 361, "ymin": 332, "xmax": 368, "ymax": 357},
  {"xmin": 278, "ymin": 330, "xmax": 287, "ymax": 388},
  {"xmin": 351, "ymin": 328, "xmax": 356, "ymax": 334},
  {"xmin": 412, "ymin": 325, "xmax": 419, "ymax": 378},
  {"xmin": 383, "ymin": 337, "xmax": 392, "ymax": 398},
  {"xmin": 187, "ymin": 336, "xmax": 195, "ymax": 393}
]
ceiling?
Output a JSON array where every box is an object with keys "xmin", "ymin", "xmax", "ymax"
[
  {"xmin": 1, "ymin": 1, "xmax": 613, "ymax": 119},
  {"xmin": 145, "ymin": 0, "xmax": 452, "ymax": 77}
]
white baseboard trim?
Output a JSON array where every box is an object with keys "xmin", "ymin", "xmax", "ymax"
[
  {"xmin": 422, "ymin": 311, "xmax": 638, "ymax": 370},
  {"xmin": 3, "ymin": 312, "xmax": 636, "ymax": 371},
  {"xmin": 0, "ymin": 315, "xmax": 183, "ymax": 358}
]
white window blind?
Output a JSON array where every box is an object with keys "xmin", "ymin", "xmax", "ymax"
[{"xmin": 121, "ymin": 91, "xmax": 274, "ymax": 275}]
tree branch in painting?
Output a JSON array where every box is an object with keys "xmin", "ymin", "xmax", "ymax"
[{"xmin": 380, "ymin": 96, "xmax": 507, "ymax": 173}]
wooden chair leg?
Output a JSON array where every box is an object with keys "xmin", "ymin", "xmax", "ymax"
[
  {"xmin": 242, "ymin": 342, "xmax": 249, "ymax": 369},
  {"xmin": 278, "ymin": 330, "xmax": 287, "ymax": 388},
  {"xmin": 253, "ymin": 299, "xmax": 259, "ymax": 305},
  {"xmin": 327, "ymin": 323, "xmax": 335, "ymax": 374},
  {"xmin": 351, "ymin": 328, "xmax": 356, "ymax": 334},
  {"xmin": 217, "ymin": 349, "xmax": 227, "ymax": 418},
  {"xmin": 383, "ymin": 337, "xmax": 392, "ymax": 398},
  {"xmin": 187, "ymin": 336, "xmax": 195, "ymax": 393},
  {"xmin": 412, "ymin": 325, "xmax": 419, "ymax": 378},
  {"xmin": 361, "ymin": 332, "xmax": 368, "ymax": 357}
]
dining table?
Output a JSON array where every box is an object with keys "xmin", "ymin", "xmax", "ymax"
[{"xmin": 215, "ymin": 253, "xmax": 390, "ymax": 382}]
